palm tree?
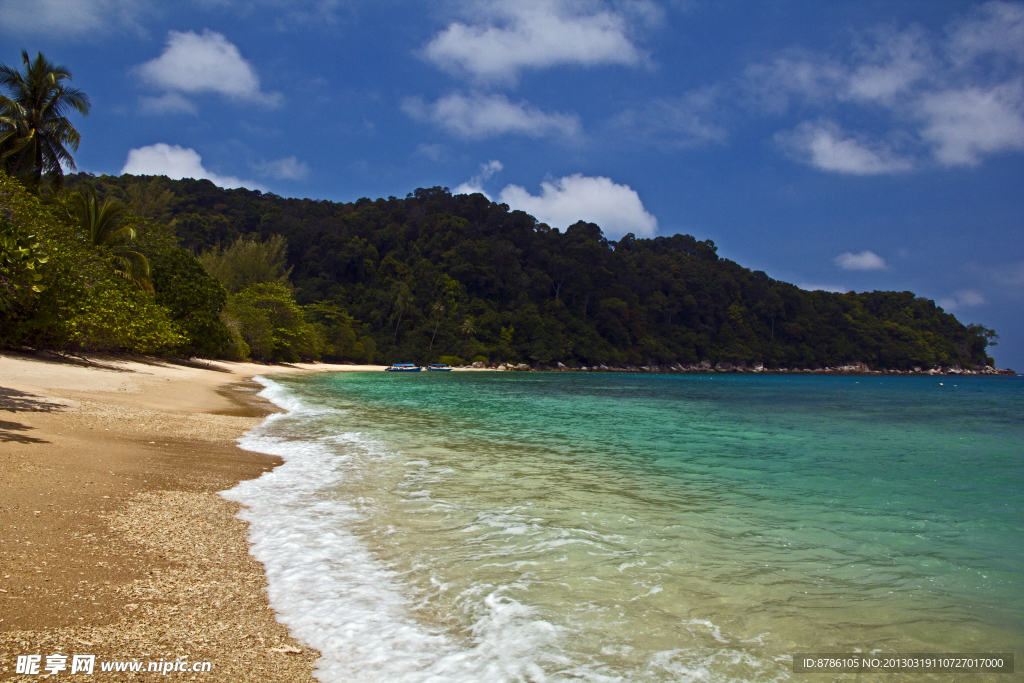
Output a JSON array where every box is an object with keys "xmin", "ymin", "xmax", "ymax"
[
  {"xmin": 0, "ymin": 50, "xmax": 91, "ymax": 190},
  {"xmin": 429, "ymin": 301, "xmax": 445, "ymax": 349},
  {"xmin": 70, "ymin": 189, "xmax": 152, "ymax": 291},
  {"xmin": 391, "ymin": 282, "xmax": 414, "ymax": 346},
  {"xmin": 461, "ymin": 316, "xmax": 476, "ymax": 342}
]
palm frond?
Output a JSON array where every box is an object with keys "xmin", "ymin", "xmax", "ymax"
[{"xmin": 110, "ymin": 250, "xmax": 153, "ymax": 292}]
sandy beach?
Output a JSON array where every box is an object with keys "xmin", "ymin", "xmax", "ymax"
[{"xmin": 0, "ymin": 352, "xmax": 380, "ymax": 681}]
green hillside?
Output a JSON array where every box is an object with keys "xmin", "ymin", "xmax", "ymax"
[
  {"xmin": 78, "ymin": 173, "xmax": 1000, "ymax": 369},
  {"xmin": 2, "ymin": 171, "xmax": 997, "ymax": 369}
]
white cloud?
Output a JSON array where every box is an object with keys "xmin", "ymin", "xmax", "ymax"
[
  {"xmin": 253, "ymin": 156, "xmax": 309, "ymax": 181},
  {"xmin": 498, "ymin": 174, "xmax": 657, "ymax": 239},
  {"xmin": 799, "ymin": 283, "xmax": 848, "ymax": 293},
  {"xmin": 917, "ymin": 82, "xmax": 1024, "ymax": 166},
  {"xmin": 421, "ymin": 0, "xmax": 646, "ymax": 84},
  {"xmin": 948, "ymin": 0, "xmax": 1024, "ymax": 65},
  {"xmin": 121, "ymin": 143, "xmax": 262, "ymax": 190},
  {"xmin": 776, "ymin": 121, "xmax": 913, "ymax": 175},
  {"xmin": 136, "ymin": 30, "xmax": 281, "ymax": 111},
  {"xmin": 454, "ymin": 159, "xmax": 504, "ymax": 197},
  {"xmin": 835, "ymin": 250, "xmax": 887, "ymax": 271},
  {"xmin": 138, "ymin": 92, "xmax": 198, "ymax": 115},
  {"xmin": 402, "ymin": 93, "xmax": 580, "ymax": 139},
  {"xmin": 939, "ymin": 289, "xmax": 989, "ymax": 310},
  {"xmin": 742, "ymin": 57, "xmax": 846, "ymax": 113},
  {"xmin": 0, "ymin": 0, "xmax": 146, "ymax": 36},
  {"xmin": 745, "ymin": 3, "xmax": 1024, "ymax": 170},
  {"xmin": 742, "ymin": 29, "xmax": 935, "ymax": 109},
  {"xmin": 844, "ymin": 27, "xmax": 934, "ymax": 104}
]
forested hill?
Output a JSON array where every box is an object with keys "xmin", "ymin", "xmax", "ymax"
[{"xmin": 69, "ymin": 173, "xmax": 996, "ymax": 370}]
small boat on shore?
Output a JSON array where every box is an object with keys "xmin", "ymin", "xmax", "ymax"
[
  {"xmin": 426, "ymin": 363, "xmax": 453, "ymax": 372},
  {"xmin": 385, "ymin": 363, "xmax": 422, "ymax": 372}
]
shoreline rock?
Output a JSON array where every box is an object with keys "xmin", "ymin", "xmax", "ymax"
[{"xmin": 493, "ymin": 362, "xmax": 1016, "ymax": 376}]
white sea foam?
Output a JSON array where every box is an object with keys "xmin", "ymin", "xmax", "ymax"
[{"xmin": 221, "ymin": 377, "xmax": 605, "ymax": 683}]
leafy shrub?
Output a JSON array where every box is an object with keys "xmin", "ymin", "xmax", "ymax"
[
  {"xmin": 0, "ymin": 217, "xmax": 45, "ymax": 309},
  {"xmin": 219, "ymin": 312, "xmax": 250, "ymax": 360},
  {"xmin": 226, "ymin": 282, "xmax": 321, "ymax": 362},
  {"xmin": 148, "ymin": 242, "xmax": 232, "ymax": 357},
  {"xmin": 199, "ymin": 234, "xmax": 292, "ymax": 294}
]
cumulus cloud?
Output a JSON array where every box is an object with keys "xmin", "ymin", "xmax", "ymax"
[
  {"xmin": 835, "ymin": 250, "xmax": 887, "ymax": 271},
  {"xmin": 253, "ymin": 156, "xmax": 309, "ymax": 181},
  {"xmin": 454, "ymin": 159, "xmax": 504, "ymax": 197},
  {"xmin": 121, "ymin": 143, "xmax": 262, "ymax": 190},
  {"xmin": 498, "ymin": 174, "xmax": 657, "ymax": 239},
  {"xmin": 743, "ymin": 1, "xmax": 1024, "ymax": 170},
  {"xmin": 136, "ymin": 30, "xmax": 281, "ymax": 111},
  {"xmin": 402, "ymin": 93, "xmax": 580, "ymax": 139},
  {"xmin": 421, "ymin": 0, "xmax": 647, "ymax": 84},
  {"xmin": 777, "ymin": 121, "xmax": 913, "ymax": 175},
  {"xmin": 918, "ymin": 82, "xmax": 1024, "ymax": 166},
  {"xmin": 0, "ymin": 0, "xmax": 146, "ymax": 36},
  {"xmin": 938, "ymin": 289, "xmax": 989, "ymax": 310}
]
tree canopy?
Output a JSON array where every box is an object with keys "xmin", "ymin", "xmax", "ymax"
[{"xmin": 61, "ymin": 173, "xmax": 997, "ymax": 370}]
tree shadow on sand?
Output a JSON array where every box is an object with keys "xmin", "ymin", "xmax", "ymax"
[
  {"xmin": 0, "ymin": 387, "xmax": 64, "ymax": 444},
  {"xmin": 0, "ymin": 386, "xmax": 67, "ymax": 413},
  {"xmin": 0, "ymin": 418, "xmax": 49, "ymax": 444}
]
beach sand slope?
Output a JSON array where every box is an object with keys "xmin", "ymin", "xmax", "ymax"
[{"xmin": 0, "ymin": 353, "xmax": 378, "ymax": 681}]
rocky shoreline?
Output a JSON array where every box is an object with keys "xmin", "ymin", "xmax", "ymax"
[{"xmin": 474, "ymin": 360, "xmax": 1016, "ymax": 376}]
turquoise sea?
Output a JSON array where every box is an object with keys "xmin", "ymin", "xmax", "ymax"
[{"xmin": 224, "ymin": 372, "xmax": 1023, "ymax": 683}]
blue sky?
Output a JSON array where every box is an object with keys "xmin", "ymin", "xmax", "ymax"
[{"xmin": 2, "ymin": 0, "xmax": 1022, "ymax": 369}]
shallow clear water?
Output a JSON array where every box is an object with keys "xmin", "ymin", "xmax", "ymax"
[{"xmin": 224, "ymin": 372, "xmax": 1024, "ymax": 683}]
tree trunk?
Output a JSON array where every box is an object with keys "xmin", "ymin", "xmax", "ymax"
[
  {"xmin": 33, "ymin": 141, "xmax": 43, "ymax": 188},
  {"xmin": 393, "ymin": 311, "xmax": 403, "ymax": 346},
  {"xmin": 430, "ymin": 317, "xmax": 440, "ymax": 349}
]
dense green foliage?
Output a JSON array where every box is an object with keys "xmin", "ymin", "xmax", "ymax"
[
  {"xmin": 199, "ymin": 234, "xmax": 291, "ymax": 294},
  {"xmin": 225, "ymin": 282, "xmax": 321, "ymax": 362},
  {"xmin": 145, "ymin": 240, "xmax": 232, "ymax": 358},
  {"xmin": 70, "ymin": 188, "xmax": 153, "ymax": 291},
  {"xmin": 0, "ymin": 172, "xmax": 245, "ymax": 356},
  {"xmin": 0, "ymin": 173, "xmax": 182, "ymax": 353},
  {"xmin": 61, "ymin": 173, "xmax": 995, "ymax": 369},
  {"xmin": 0, "ymin": 215, "xmax": 46, "ymax": 307}
]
